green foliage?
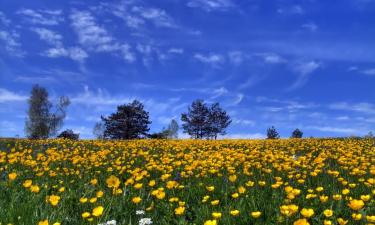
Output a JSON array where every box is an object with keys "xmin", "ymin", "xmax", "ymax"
[
  {"xmin": 25, "ymin": 84, "xmax": 70, "ymax": 139},
  {"xmin": 266, "ymin": 126, "xmax": 280, "ymax": 139},
  {"xmin": 101, "ymin": 100, "xmax": 151, "ymax": 139},
  {"xmin": 291, "ymin": 128, "xmax": 303, "ymax": 138}
]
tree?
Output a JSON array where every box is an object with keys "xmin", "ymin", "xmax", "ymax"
[
  {"xmin": 166, "ymin": 119, "xmax": 179, "ymax": 139},
  {"xmin": 181, "ymin": 99, "xmax": 210, "ymax": 139},
  {"xmin": 206, "ymin": 103, "xmax": 231, "ymax": 139},
  {"xmin": 93, "ymin": 122, "xmax": 105, "ymax": 140},
  {"xmin": 181, "ymin": 100, "xmax": 231, "ymax": 139},
  {"xmin": 57, "ymin": 129, "xmax": 79, "ymax": 140},
  {"xmin": 25, "ymin": 85, "xmax": 70, "ymax": 139},
  {"xmin": 291, "ymin": 128, "xmax": 303, "ymax": 138},
  {"xmin": 101, "ymin": 100, "xmax": 151, "ymax": 139},
  {"xmin": 266, "ymin": 126, "xmax": 280, "ymax": 139}
]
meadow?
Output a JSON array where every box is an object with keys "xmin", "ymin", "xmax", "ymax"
[{"xmin": 0, "ymin": 138, "xmax": 374, "ymax": 225}]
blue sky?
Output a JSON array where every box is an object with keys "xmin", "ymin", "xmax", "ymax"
[{"xmin": 1, "ymin": 0, "xmax": 375, "ymax": 139}]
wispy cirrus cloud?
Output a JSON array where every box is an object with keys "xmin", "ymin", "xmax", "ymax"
[
  {"xmin": 289, "ymin": 60, "xmax": 321, "ymax": 90},
  {"xmin": 0, "ymin": 88, "xmax": 27, "ymax": 103},
  {"xmin": 0, "ymin": 11, "xmax": 11, "ymax": 25},
  {"xmin": 0, "ymin": 30, "xmax": 24, "ymax": 57},
  {"xmin": 194, "ymin": 53, "xmax": 224, "ymax": 66},
  {"xmin": 17, "ymin": 9, "xmax": 63, "ymax": 26},
  {"xmin": 187, "ymin": 0, "xmax": 235, "ymax": 12},
  {"xmin": 44, "ymin": 47, "xmax": 88, "ymax": 63},
  {"xmin": 361, "ymin": 68, "xmax": 375, "ymax": 75},
  {"xmin": 31, "ymin": 27, "xmax": 63, "ymax": 46},
  {"xmin": 302, "ymin": 22, "xmax": 318, "ymax": 32},
  {"xmin": 70, "ymin": 10, "xmax": 135, "ymax": 62},
  {"xmin": 329, "ymin": 102, "xmax": 375, "ymax": 114},
  {"xmin": 277, "ymin": 5, "xmax": 304, "ymax": 15}
]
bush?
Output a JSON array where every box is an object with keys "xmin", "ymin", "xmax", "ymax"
[{"xmin": 57, "ymin": 129, "xmax": 79, "ymax": 140}]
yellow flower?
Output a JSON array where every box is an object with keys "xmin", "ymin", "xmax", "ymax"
[
  {"xmin": 347, "ymin": 199, "xmax": 364, "ymax": 210},
  {"xmin": 89, "ymin": 197, "xmax": 97, "ymax": 203},
  {"xmin": 366, "ymin": 215, "xmax": 375, "ymax": 223},
  {"xmin": 96, "ymin": 191, "xmax": 104, "ymax": 198},
  {"xmin": 174, "ymin": 206, "xmax": 185, "ymax": 215},
  {"xmin": 30, "ymin": 185, "xmax": 40, "ymax": 193},
  {"xmin": 132, "ymin": 196, "xmax": 142, "ymax": 204},
  {"xmin": 92, "ymin": 206, "xmax": 104, "ymax": 217},
  {"xmin": 134, "ymin": 183, "xmax": 143, "ymax": 189},
  {"xmin": 337, "ymin": 218, "xmax": 348, "ymax": 225},
  {"xmin": 204, "ymin": 220, "xmax": 217, "ymax": 225},
  {"xmin": 90, "ymin": 178, "xmax": 98, "ymax": 185},
  {"xmin": 106, "ymin": 175, "xmax": 120, "ymax": 189},
  {"xmin": 229, "ymin": 175, "xmax": 237, "ymax": 182},
  {"xmin": 211, "ymin": 200, "xmax": 219, "ymax": 206},
  {"xmin": 230, "ymin": 210, "xmax": 240, "ymax": 216},
  {"xmin": 148, "ymin": 180, "xmax": 156, "ymax": 187},
  {"xmin": 351, "ymin": 213, "xmax": 362, "ymax": 220},
  {"xmin": 231, "ymin": 193, "xmax": 239, "ymax": 199},
  {"xmin": 48, "ymin": 195, "xmax": 61, "ymax": 206},
  {"xmin": 323, "ymin": 220, "xmax": 332, "ymax": 225},
  {"xmin": 53, "ymin": 223, "xmax": 61, "ymax": 225},
  {"xmin": 251, "ymin": 211, "xmax": 262, "ymax": 218},
  {"xmin": 342, "ymin": 189, "xmax": 350, "ymax": 195},
  {"xmin": 212, "ymin": 212, "xmax": 222, "ymax": 219},
  {"xmin": 293, "ymin": 218, "xmax": 310, "ymax": 225},
  {"xmin": 206, "ymin": 186, "xmax": 215, "ymax": 192},
  {"xmin": 80, "ymin": 197, "xmax": 88, "ymax": 203},
  {"xmin": 300, "ymin": 208, "xmax": 314, "ymax": 218},
  {"xmin": 360, "ymin": 195, "xmax": 370, "ymax": 201},
  {"xmin": 23, "ymin": 180, "xmax": 32, "ymax": 188},
  {"xmin": 38, "ymin": 220, "xmax": 49, "ymax": 225},
  {"xmin": 323, "ymin": 209, "xmax": 333, "ymax": 217},
  {"xmin": 238, "ymin": 186, "xmax": 246, "ymax": 194},
  {"xmin": 82, "ymin": 212, "xmax": 90, "ymax": 218},
  {"xmin": 8, "ymin": 172, "xmax": 17, "ymax": 181}
]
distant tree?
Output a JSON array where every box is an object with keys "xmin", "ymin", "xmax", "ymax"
[
  {"xmin": 266, "ymin": 126, "xmax": 280, "ymax": 139},
  {"xmin": 57, "ymin": 129, "xmax": 79, "ymax": 140},
  {"xmin": 148, "ymin": 129, "xmax": 169, "ymax": 139},
  {"xmin": 166, "ymin": 119, "xmax": 179, "ymax": 139},
  {"xmin": 93, "ymin": 122, "xmax": 105, "ymax": 140},
  {"xmin": 291, "ymin": 128, "xmax": 303, "ymax": 138},
  {"xmin": 206, "ymin": 103, "xmax": 231, "ymax": 139},
  {"xmin": 364, "ymin": 131, "xmax": 374, "ymax": 139},
  {"xmin": 25, "ymin": 84, "xmax": 70, "ymax": 139},
  {"xmin": 181, "ymin": 100, "xmax": 231, "ymax": 139},
  {"xmin": 181, "ymin": 99, "xmax": 210, "ymax": 139},
  {"xmin": 101, "ymin": 100, "xmax": 151, "ymax": 139}
]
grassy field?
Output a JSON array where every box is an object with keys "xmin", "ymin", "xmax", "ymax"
[{"xmin": 0, "ymin": 138, "xmax": 374, "ymax": 225}]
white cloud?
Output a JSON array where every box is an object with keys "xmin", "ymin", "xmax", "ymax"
[
  {"xmin": 211, "ymin": 87, "xmax": 228, "ymax": 99},
  {"xmin": 168, "ymin": 48, "xmax": 184, "ymax": 54},
  {"xmin": 228, "ymin": 51, "xmax": 244, "ymax": 65},
  {"xmin": 17, "ymin": 8, "xmax": 63, "ymax": 25},
  {"xmin": 257, "ymin": 53, "xmax": 285, "ymax": 64},
  {"xmin": 194, "ymin": 53, "xmax": 224, "ymax": 66},
  {"xmin": 277, "ymin": 5, "xmax": 304, "ymax": 15},
  {"xmin": 361, "ymin": 68, "xmax": 375, "ymax": 75},
  {"xmin": 289, "ymin": 60, "xmax": 321, "ymax": 89},
  {"xmin": 44, "ymin": 47, "xmax": 88, "ymax": 63},
  {"xmin": 306, "ymin": 126, "xmax": 359, "ymax": 134},
  {"xmin": 187, "ymin": 0, "xmax": 234, "ymax": 12},
  {"xmin": 70, "ymin": 10, "xmax": 135, "ymax": 62},
  {"xmin": 329, "ymin": 102, "xmax": 375, "ymax": 114},
  {"xmin": 131, "ymin": 6, "xmax": 176, "ymax": 28},
  {"xmin": 31, "ymin": 28, "xmax": 63, "ymax": 46},
  {"xmin": 0, "ymin": 30, "xmax": 24, "ymax": 57},
  {"xmin": 232, "ymin": 118, "xmax": 255, "ymax": 126},
  {"xmin": 0, "ymin": 11, "xmax": 11, "ymax": 26},
  {"xmin": 224, "ymin": 133, "xmax": 265, "ymax": 139},
  {"xmin": 302, "ymin": 22, "xmax": 318, "ymax": 32},
  {"xmin": 0, "ymin": 88, "xmax": 27, "ymax": 103}
]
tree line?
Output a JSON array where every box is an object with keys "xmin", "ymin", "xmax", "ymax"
[{"xmin": 24, "ymin": 84, "xmax": 306, "ymax": 140}]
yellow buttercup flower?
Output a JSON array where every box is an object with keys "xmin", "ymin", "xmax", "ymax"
[
  {"xmin": 251, "ymin": 211, "xmax": 262, "ymax": 218},
  {"xmin": 230, "ymin": 210, "xmax": 240, "ymax": 216},
  {"xmin": 323, "ymin": 209, "xmax": 333, "ymax": 217},
  {"xmin": 174, "ymin": 206, "xmax": 185, "ymax": 215},
  {"xmin": 132, "ymin": 196, "xmax": 142, "ymax": 204},
  {"xmin": 38, "ymin": 220, "xmax": 49, "ymax": 225},
  {"xmin": 212, "ymin": 212, "xmax": 222, "ymax": 219},
  {"xmin": 300, "ymin": 208, "xmax": 314, "ymax": 218},
  {"xmin": 347, "ymin": 199, "xmax": 364, "ymax": 210},
  {"xmin": 48, "ymin": 195, "xmax": 60, "ymax": 206},
  {"xmin": 106, "ymin": 175, "xmax": 120, "ymax": 189},
  {"xmin": 293, "ymin": 218, "xmax": 310, "ymax": 225},
  {"xmin": 204, "ymin": 220, "xmax": 217, "ymax": 225},
  {"xmin": 92, "ymin": 206, "xmax": 104, "ymax": 217}
]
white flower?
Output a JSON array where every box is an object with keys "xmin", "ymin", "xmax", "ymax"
[
  {"xmin": 98, "ymin": 220, "xmax": 117, "ymax": 225},
  {"xmin": 136, "ymin": 210, "xmax": 145, "ymax": 215},
  {"xmin": 139, "ymin": 218, "xmax": 153, "ymax": 225}
]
